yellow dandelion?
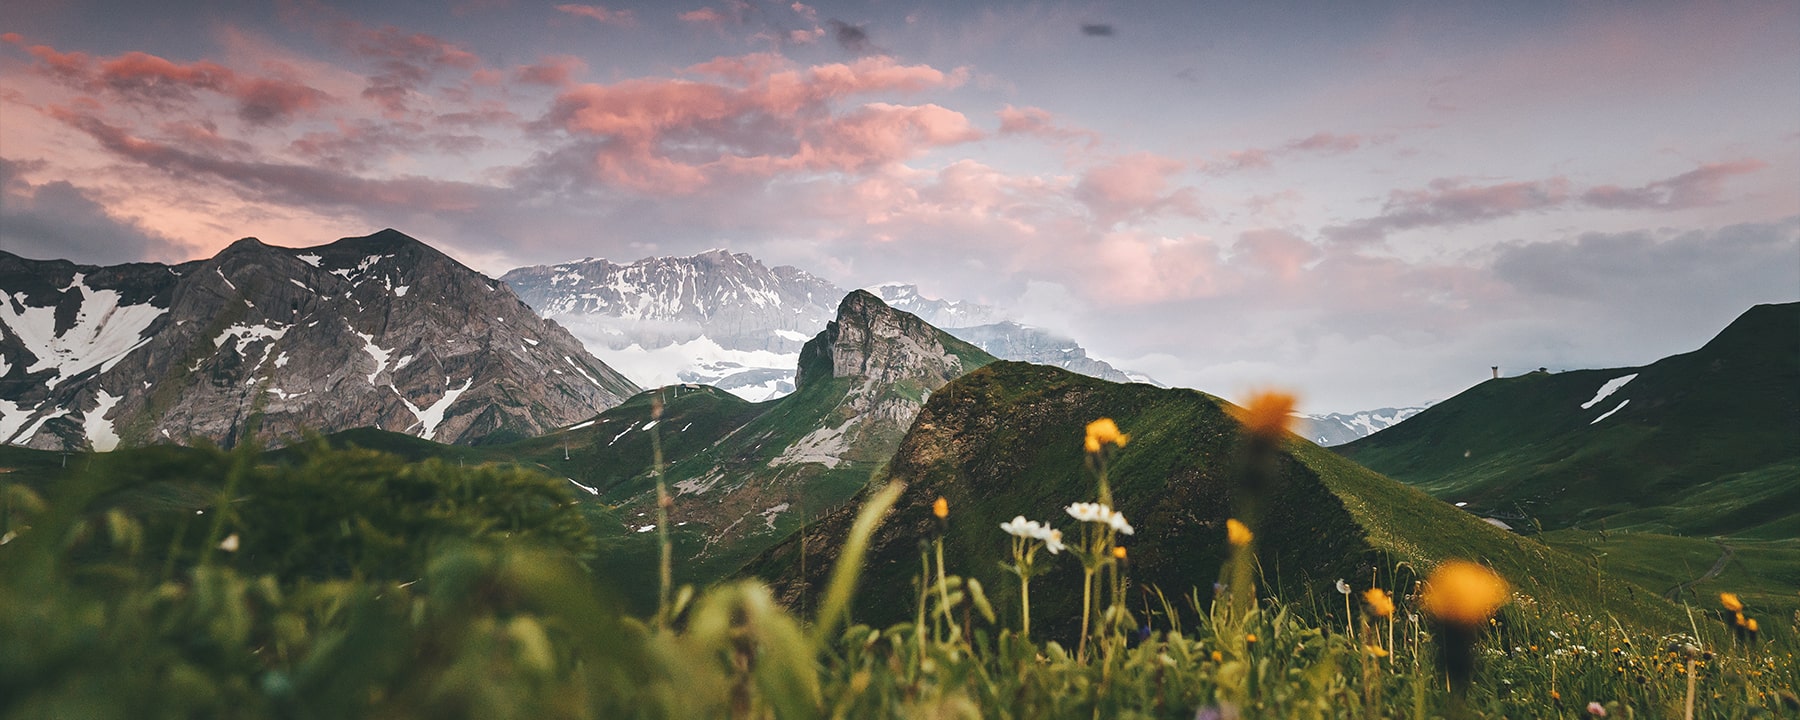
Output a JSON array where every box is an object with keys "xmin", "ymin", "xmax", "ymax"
[
  {"xmin": 1232, "ymin": 390, "xmax": 1297, "ymax": 440},
  {"xmin": 1720, "ymin": 592, "xmax": 1743, "ymax": 612},
  {"xmin": 1746, "ymin": 618, "xmax": 1759, "ymax": 633},
  {"xmin": 1084, "ymin": 418, "xmax": 1129, "ymax": 453},
  {"xmin": 1422, "ymin": 560, "xmax": 1510, "ymax": 627},
  {"xmin": 932, "ymin": 496, "xmax": 948, "ymax": 520},
  {"xmin": 1226, "ymin": 518, "xmax": 1253, "ymax": 547},
  {"xmin": 1365, "ymin": 644, "xmax": 1390, "ymax": 658},
  {"xmin": 1112, "ymin": 545, "xmax": 1127, "ymax": 560},
  {"xmin": 1364, "ymin": 588, "xmax": 1395, "ymax": 618},
  {"xmin": 1245, "ymin": 633, "xmax": 1258, "ymax": 644},
  {"xmin": 1210, "ymin": 650, "xmax": 1223, "ymax": 662}
]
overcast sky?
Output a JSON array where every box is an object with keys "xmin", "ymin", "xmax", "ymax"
[{"xmin": 3, "ymin": 0, "xmax": 1796, "ymax": 412}]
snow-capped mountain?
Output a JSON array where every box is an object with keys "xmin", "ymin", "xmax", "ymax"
[
  {"xmin": 500, "ymin": 251, "xmax": 840, "ymax": 401},
  {"xmin": 866, "ymin": 283, "xmax": 1007, "ymax": 329},
  {"xmin": 0, "ymin": 229, "xmax": 637, "ymax": 451},
  {"xmin": 944, "ymin": 321, "xmax": 1150, "ymax": 385},
  {"xmin": 1296, "ymin": 406, "xmax": 1431, "ymax": 447},
  {"xmin": 501, "ymin": 253, "xmax": 1159, "ymax": 400}
]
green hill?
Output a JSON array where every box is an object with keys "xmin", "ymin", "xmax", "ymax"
[
  {"xmin": 1338, "ymin": 302, "xmax": 1800, "ymax": 537},
  {"xmin": 749, "ymin": 361, "xmax": 1684, "ymax": 638}
]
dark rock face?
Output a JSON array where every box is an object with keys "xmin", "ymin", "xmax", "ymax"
[{"xmin": 0, "ymin": 229, "xmax": 637, "ymax": 450}]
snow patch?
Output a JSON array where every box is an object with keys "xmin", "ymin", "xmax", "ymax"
[
  {"xmin": 213, "ymin": 322, "xmax": 289, "ymax": 356},
  {"xmin": 12, "ymin": 407, "xmax": 69, "ymax": 446},
  {"xmin": 1580, "ymin": 373, "xmax": 1638, "ymax": 410},
  {"xmin": 81, "ymin": 390, "xmax": 122, "ymax": 451},
  {"xmin": 760, "ymin": 502, "xmax": 790, "ymax": 530},
  {"xmin": 567, "ymin": 419, "xmax": 597, "ymax": 430},
  {"xmin": 565, "ymin": 356, "xmax": 608, "ymax": 389},
  {"xmin": 396, "ymin": 377, "xmax": 474, "ymax": 440},
  {"xmin": 1, "ymin": 275, "xmax": 167, "ymax": 387},
  {"xmin": 636, "ymin": 524, "xmax": 656, "ymax": 533},
  {"xmin": 0, "ymin": 400, "xmax": 38, "ymax": 444},
  {"xmin": 355, "ymin": 331, "xmax": 392, "ymax": 384},
  {"xmin": 567, "ymin": 477, "xmax": 599, "ymax": 496},
  {"xmin": 1589, "ymin": 399, "xmax": 1630, "ymax": 425},
  {"xmin": 392, "ymin": 285, "xmax": 409, "ymax": 297},
  {"xmin": 772, "ymin": 329, "xmax": 811, "ymax": 342},
  {"xmin": 296, "ymin": 253, "xmax": 322, "ymax": 267}
]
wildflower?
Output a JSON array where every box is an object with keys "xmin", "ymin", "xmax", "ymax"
[
  {"xmin": 1226, "ymin": 518, "xmax": 1252, "ymax": 547},
  {"xmin": 1364, "ymin": 588, "xmax": 1395, "ymax": 618},
  {"xmin": 1084, "ymin": 417, "xmax": 1129, "ymax": 453},
  {"xmin": 1335, "ymin": 578, "xmax": 1352, "ymax": 595},
  {"xmin": 1746, "ymin": 618, "xmax": 1759, "ymax": 634},
  {"xmin": 1064, "ymin": 502, "xmax": 1134, "ymax": 535},
  {"xmin": 1550, "ymin": 690, "xmax": 1561, "ymax": 701},
  {"xmin": 932, "ymin": 496, "xmax": 948, "ymax": 519},
  {"xmin": 218, "ymin": 533, "xmax": 240, "ymax": 552},
  {"xmin": 1587, "ymin": 701, "xmax": 1607, "ymax": 717},
  {"xmin": 1720, "ymin": 592, "xmax": 1743, "ymax": 612},
  {"xmin": 1112, "ymin": 546, "xmax": 1127, "ymax": 560},
  {"xmin": 1042, "ymin": 528, "xmax": 1066, "ymax": 554},
  {"xmin": 1365, "ymin": 644, "xmax": 1389, "ymax": 658},
  {"xmin": 1245, "ymin": 633, "xmax": 1258, "ymax": 645},
  {"xmin": 1000, "ymin": 515, "xmax": 1034, "ymax": 537},
  {"xmin": 1232, "ymin": 390, "xmax": 1297, "ymax": 440},
  {"xmin": 1210, "ymin": 650, "xmax": 1223, "ymax": 662},
  {"xmin": 1422, "ymin": 560, "xmax": 1510, "ymax": 627}
]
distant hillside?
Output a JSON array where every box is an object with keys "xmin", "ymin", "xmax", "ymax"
[
  {"xmin": 748, "ymin": 361, "xmax": 1681, "ymax": 634},
  {"xmin": 1339, "ymin": 302, "xmax": 1800, "ymax": 537}
]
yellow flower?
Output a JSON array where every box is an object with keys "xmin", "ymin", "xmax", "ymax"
[
  {"xmin": 1210, "ymin": 650, "xmax": 1223, "ymax": 663},
  {"xmin": 1422, "ymin": 560, "xmax": 1510, "ymax": 627},
  {"xmin": 1245, "ymin": 633, "xmax": 1258, "ymax": 644},
  {"xmin": 1720, "ymin": 592, "xmax": 1743, "ymax": 612},
  {"xmin": 1364, "ymin": 644, "xmax": 1389, "ymax": 658},
  {"xmin": 1112, "ymin": 546, "xmax": 1127, "ymax": 560},
  {"xmin": 932, "ymin": 496, "xmax": 948, "ymax": 519},
  {"xmin": 1746, "ymin": 618, "xmax": 1759, "ymax": 633},
  {"xmin": 1231, "ymin": 390, "xmax": 1297, "ymax": 440},
  {"xmin": 1227, "ymin": 518, "xmax": 1253, "ymax": 547},
  {"xmin": 1364, "ymin": 588, "xmax": 1394, "ymax": 618},
  {"xmin": 1084, "ymin": 418, "xmax": 1129, "ymax": 453}
]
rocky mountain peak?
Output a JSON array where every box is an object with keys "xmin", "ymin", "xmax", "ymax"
[
  {"xmin": 796, "ymin": 290, "xmax": 985, "ymax": 394},
  {"xmin": 1, "ymin": 230, "xmax": 638, "ymax": 451}
]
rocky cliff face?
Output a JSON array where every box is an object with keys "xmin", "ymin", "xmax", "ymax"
[{"xmin": 0, "ymin": 229, "xmax": 637, "ymax": 450}]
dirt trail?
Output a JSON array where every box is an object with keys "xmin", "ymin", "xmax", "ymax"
[{"xmin": 1664, "ymin": 540, "xmax": 1735, "ymax": 601}]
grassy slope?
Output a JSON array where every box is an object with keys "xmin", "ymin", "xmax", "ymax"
[
  {"xmin": 751, "ymin": 362, "xmax": 1685, "ymax": 639},
  {"xmin": 1338, "ymin": 302, "xmax": 1799, "ymax": 535}
]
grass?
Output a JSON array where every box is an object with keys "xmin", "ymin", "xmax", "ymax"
[{"xmin": 6, "ymin": 390, "xmax": 1795, "ymax": 718}]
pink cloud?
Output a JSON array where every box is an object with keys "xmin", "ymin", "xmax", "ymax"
[
  {"xmin": 1328, "ymin": 160, "xmax": 1770, "ymax": 243},
  {"xmin": 1090, "ymin": 231, "xmax": 1222, "ymax": 304},
  {"xmin": 515, "ymin": 55, "xmax": 589, "ymax": 87},
  {"xmin": 554, "ymin": 4, "xmax": 636, "ymax": 26},
  {"xmin": 1582, "ymin": 160, "xmax": 1767, "ymax": 209},
  {"xmin": 996, "ymin": 105, "xmax": 1100, "ymax": 149},
  {"xmin": 12, "ymin": 37, "xmax": 329, "ymax": 126},
  {"xmin": 1234, "ymin": 228, "xmax": 1320, "ymax": 282},
  {"xmin": 679, "ymin": 8, "xmax": 726, "ymax": 24},
  {"xmin": 1074, "ymin": 152, "xmax": 1200, "ymax": 225},
  {"xmin": 541, "ymin": 54, "xmax": 975, "ymax": 194}
]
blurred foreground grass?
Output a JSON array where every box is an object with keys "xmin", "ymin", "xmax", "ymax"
[{"xmin": 2, "ymin": 438, "xmax": 1796, "ymax": 719}]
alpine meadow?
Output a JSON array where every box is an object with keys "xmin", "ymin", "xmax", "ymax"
[{"xmin": 2, "ymin": 1, "xmax": 1797, "ymax": 718}]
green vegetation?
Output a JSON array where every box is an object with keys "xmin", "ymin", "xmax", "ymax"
[
  {"xmin": 6, "ymin": 393, "xmax": 1794, "ymax": 718},
  {"xmin": 1339, "ymin": 302, "xmax": 1799, "ymax": 536}
]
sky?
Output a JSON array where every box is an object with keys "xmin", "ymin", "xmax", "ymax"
[{"xmin": 2, "ymin": 0, "xmax": 1796, "ymax": 413}]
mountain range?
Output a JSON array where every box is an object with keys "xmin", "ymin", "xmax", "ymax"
[
  {"xmin": 0, "ymin": 229, "xmax": 637, "ymax": 450},
  {"xmin": 499, "ymin": 252, "xmax": 1155, "ymax": 402}
]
